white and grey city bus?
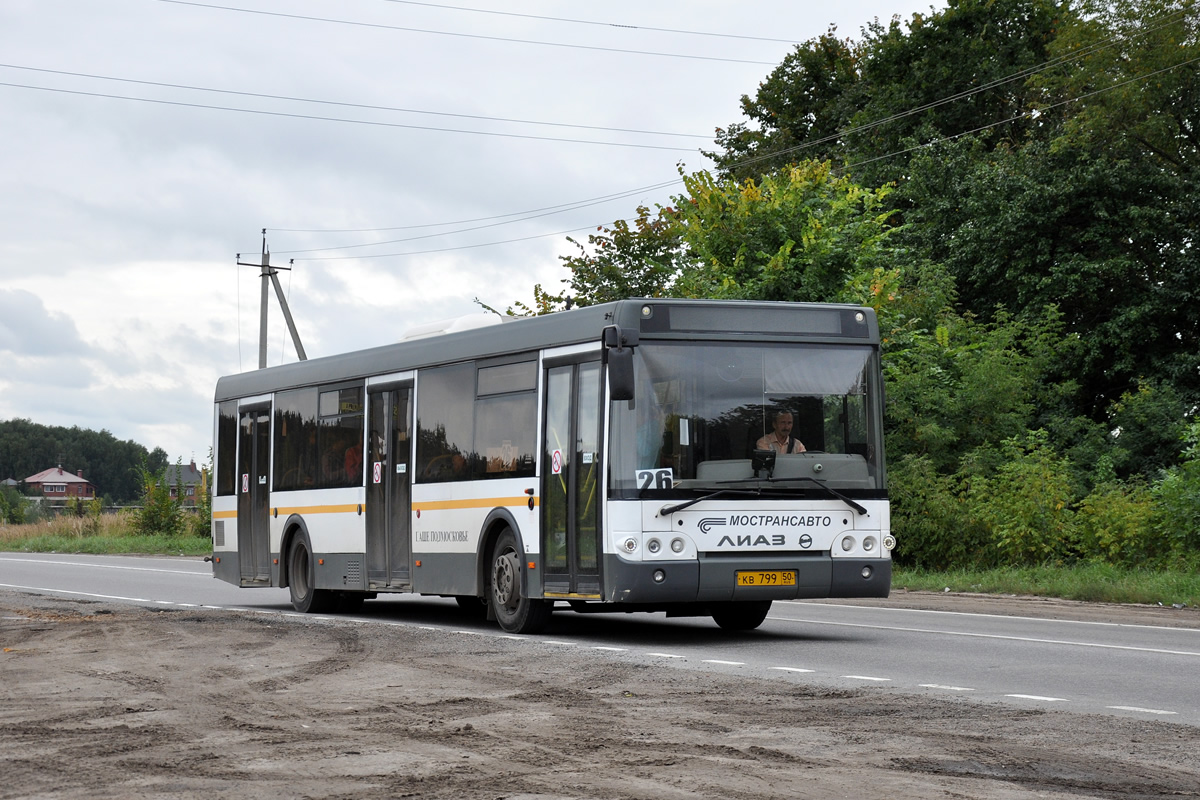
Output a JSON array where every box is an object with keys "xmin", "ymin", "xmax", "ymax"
[{"xmin": 211, "ymin": 298, "xmax": 892, "ymax": 633}]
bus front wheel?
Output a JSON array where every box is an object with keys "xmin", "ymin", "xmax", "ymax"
[
  {"xmin": 711, "ymin": 600, "xmax": 772, "ymax": 631},
  {"xmin": 490, "ymin": 529, "xmax": 551, "ymax": 634},
  {"xmin": 287, "ymin": 535, "xmax": 336, "ymax": 614}
]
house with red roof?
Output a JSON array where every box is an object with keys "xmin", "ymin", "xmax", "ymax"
[{"xmin": 23, "ymin": 466, "xmax": 96, "ymax": 500}]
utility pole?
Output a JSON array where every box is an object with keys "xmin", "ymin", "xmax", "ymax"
[{"xmin": 237, "ymin": 229, "xmax": 307, "ymax": 369}]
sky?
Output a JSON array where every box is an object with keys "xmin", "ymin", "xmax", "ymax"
[{"xmin": 0, "ymin": 0, "xmax": 942, "ymax": 469}]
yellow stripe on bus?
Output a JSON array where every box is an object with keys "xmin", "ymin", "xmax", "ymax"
[
  {"xmin": 213, "ymin": 497, "xmax": 537, "ymax": 519},
  {"xmin": 275, "ymin": 504, "xmax": 360, "ymax": 515},
  {"xmin": 413, "ymin": 497, "xmax": 538, "ymax": 511}
]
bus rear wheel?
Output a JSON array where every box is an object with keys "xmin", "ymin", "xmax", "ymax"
[
  {"xmin": 490, "ymin": 529, "xmax": 551, "ymax": 634},
  {"xmin": 712, "ymin": 600, "xmax": 772, "ymax": 631},
  {"xmin": 287, "ymin": 535, "xmax": 336, "ymax": 614}
]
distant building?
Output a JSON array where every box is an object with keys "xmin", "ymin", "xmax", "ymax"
[
  {"xmin": 165, "ymin": 459, "xmax": 205, "ymax": 506},
  {"xmin": 23, "ymin": 466, "xmax": 96, "ymax": 500}
]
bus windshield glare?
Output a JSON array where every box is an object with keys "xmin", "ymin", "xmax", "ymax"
[{"xmin": 609, "ymin": 341, "xmax": 884, "ymax": 495}]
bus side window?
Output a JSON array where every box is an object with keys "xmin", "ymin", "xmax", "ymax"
[{"xmin": 415, "ymin": 363, "xmax": 475, "ymax": 482}]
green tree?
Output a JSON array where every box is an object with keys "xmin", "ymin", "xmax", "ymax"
[
  {"xmin": 553, "ymin": 161, "xmax": 898, "ymax": 309},
  {"xmin": 899, "ymin": 138, "xmax": 1200, "ymax": 429},
  {"xmin": 133, "ymin": 460, "xmax": 184, "ymax": 537},
  {"xmin": 0, "ymin": 484, "xmax": 26, "ymax": 524},
  {"xmin": 554, "ymin": 204, "xmax": 684, "ymax": 307},
  {"xmin": 710, "ymin": 0, "xmax": 1064, "ymax": 185}
]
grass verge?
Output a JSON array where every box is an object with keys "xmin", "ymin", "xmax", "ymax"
[{"xmin": 893, "ymin": 563, "xmax": 1200, "ymax": 608}]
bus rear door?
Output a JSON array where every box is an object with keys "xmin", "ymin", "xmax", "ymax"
[{"xmin": 237, "ymin": 405, "xmax": 271, "ymax": 584}]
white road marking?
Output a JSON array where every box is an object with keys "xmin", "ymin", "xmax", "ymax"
[
  {"xmin": 842, "ymin": 675, "xmax": 892, "ymax": 682},
  {"xmin": 771, "ymin": 667, "xmax": 815, "ymax": 673},
  {"xmin": 646, "ymin": 652, "xmax": 684, "ymax": 659},
  {"xmin": 0, "ymin": 556, "xmax": 205, "ymax": 576},
  {"xmin": 920, "ymin": 684, "xmax": 976, "ymax": 692},
  {"xmin": 1006, "ymin": 694, "xmax": 1068, "ymax": 702},
  {"xmin": 770, "ymin": 614, "xmax": 1200, "ymax": 657},
  {"xmin": 702, "ymin": 659, "xmax": 745, "ymax": 666},
  {"xmin": 592, "ymin": 646, "xmax": 627, "ymax": 652},
  {"xmin": 786, "ymin": 600, "xmax": 1200, "ymax": 634},
  {"xmin": 0, "ymin": 583, "xmax": 151, "ymax": 603},
  {"xmin": 1107, "ymin": 705, "xmax": 1177, "ymax": 715}
]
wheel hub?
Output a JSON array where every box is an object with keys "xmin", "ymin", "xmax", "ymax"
[{"xmin": 493, "ymin": 550, "xmax": 518, "ymax": 608}]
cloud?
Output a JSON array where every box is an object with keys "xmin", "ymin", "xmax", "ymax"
[{"xmin": 0, "ymin": 290, "xmax": 92, "ymax": 357}]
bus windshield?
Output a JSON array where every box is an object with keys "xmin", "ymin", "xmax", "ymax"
[{"xmin": 609, "ymin": 341, "xmax": 884, "ymax": 496}]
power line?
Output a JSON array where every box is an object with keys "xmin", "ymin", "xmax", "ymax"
[
  {"xmin": 847, "ymin": 52, "xmax": 1200, "ymax": 172},
  {"xmin": 292, "ymin": 222, "xmax": 607, "ymax": 261},
  {"xmin": 0, "ymin": 63, "xmax": 708, "ymax": 140},
  {"xmin": 156, "ymin": 0, "xmax": 780, "ymax": 66},
  {"xmin": 272, "ymin": 9, "xmax": 1192, "ymax": 246},
  {"xmin": 0, "ymin": 80, "xmax": 697, "ymax": 151},
  {"xmin": 291, "ymin": 48, "xmax": 1200, "ymax": 262},
  {"xmin": 714, "ymin": 6, "xmax": 1194, "ymax": 174},
  {"xmin": 376, "ymin": 0, "xmax": 802, "ymax": 44},
  {"xmin": 272, "ymin": 178, "xmax": 681, "ymax": 251}
]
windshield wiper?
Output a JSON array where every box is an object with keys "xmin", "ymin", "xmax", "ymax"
[
  {"xmin": 766, "ymin": 476, "xmax": 868, "ymax": 515},
  {"xmin": 713, "ymin": 475, "xmax": 868, "ymax": 515},
  {"xmin": 657, "ymin": 489, "xmax": 761, "ymax": 517}
]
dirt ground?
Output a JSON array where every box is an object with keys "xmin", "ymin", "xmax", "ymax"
[{"xmin": 2, "ymin": 589, "xmax": 1199, "ymax": 800}]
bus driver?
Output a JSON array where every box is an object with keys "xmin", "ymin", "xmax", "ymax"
[{"xmin": 756, "ymin": 411, "xmax": 806, "ymax": 454}]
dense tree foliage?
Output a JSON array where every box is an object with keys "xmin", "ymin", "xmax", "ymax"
[
  {"xmin": 0, "ymin": 418, "xmax": 169, "ymax": 503},
  {"xmin": 708, "ymin": 0, "xmax": 1062, "ymax": 186},
  {"xmin": 529, "ymin": 0, "xmax": 1200, "ymax": 570}
]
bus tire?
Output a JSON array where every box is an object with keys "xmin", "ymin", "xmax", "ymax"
[
  {"xmin": 490, "ymin": 528, "xmax": 551, "ymax": 634},
  {"xmin": 712, "ymin": 600, "xmax": 772, "ymax": 631},
  {"xmin": 287, "ymin": 534, "xmax": 336, "ymax": 614}
]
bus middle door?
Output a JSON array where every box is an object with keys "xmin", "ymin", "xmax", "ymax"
[
  {"xmin": 542, "ymin": 360, "xmax": 602, "ymax": 598},
  {"xmin": 366, "ymin": 385, "xmax": 413, "ymax": 589}
]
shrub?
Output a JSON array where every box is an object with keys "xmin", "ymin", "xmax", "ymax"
[
  {"xmin": 964, "ymin": 431, "xmax": 1077, "ymax": 566},
  {"xmin": 889, "ymin": 455, "xmax": 993, "ymax": 569},
  {"xmin": 1075, "ymin": 480, "xmax": 1161, "ymax": 566}
]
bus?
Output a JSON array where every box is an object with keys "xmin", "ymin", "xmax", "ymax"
[{"xmin": 210, "ymin": 298, "xmax": 892, "ymax": 633}]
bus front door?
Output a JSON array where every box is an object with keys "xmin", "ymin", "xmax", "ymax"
[
  {"xmin": 236, "ymin": 407, "xmax": 271, "ymax": 584},
  {"xmin": 542, "ymin": 360, "xmax": 602, "ymax": 598},
  {"xmin": 366, "ymin": 385, "xmax": 413, "ymax": 589}
]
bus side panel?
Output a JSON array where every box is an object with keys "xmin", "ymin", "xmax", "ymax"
[
  {"xmin": 310, "ymin": 552, "xmax": 369, "ymax": 592},
  {"xmin": 410, "ymin": 477, "xmax": 538, "ymax": 596},
  {"xmin": 211, "ymin": 497, "xmax": 240, "ymax": 586},
  {"xmin": 411, "ymin": 553, "xmax": 479, "ymax": 596}
]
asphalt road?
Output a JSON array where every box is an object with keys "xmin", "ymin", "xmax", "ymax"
[{"xmin": 2, "ymin": 552, "xmax": 1198, "ymax": 727}]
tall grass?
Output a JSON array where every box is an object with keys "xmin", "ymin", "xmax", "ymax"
[{"xmin": 0, "ymin": 512, "xmax": 211, "ymax": 556}]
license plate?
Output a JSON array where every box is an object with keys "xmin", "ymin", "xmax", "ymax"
[{"xmin": 736, "ymin": 570, "xmax": 797, "ymax": 587}]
